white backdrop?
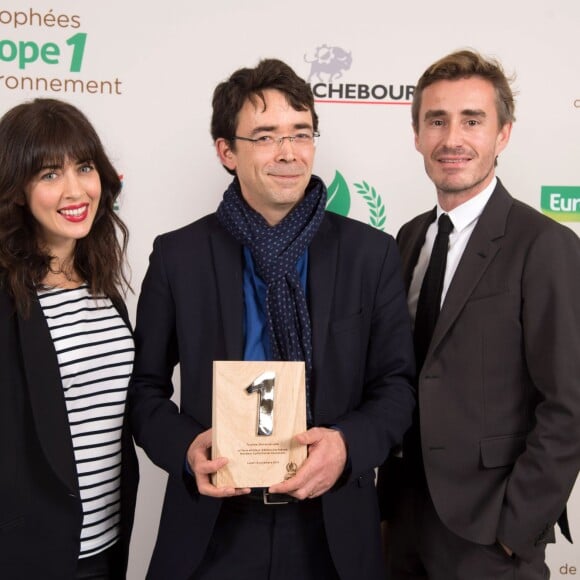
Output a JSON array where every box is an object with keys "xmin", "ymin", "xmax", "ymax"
[{"xmin": 1, "ymin": 1, "xmax": 579, "ymax": 577}]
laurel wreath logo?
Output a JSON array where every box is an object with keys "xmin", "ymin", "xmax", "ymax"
[
  {"xmin": 353, "ymin": 181, "xmax": 386, "ymax": 230},
  {"xmin": 326, "ymin": 170, "xmax": 386, "ymax": 231}
]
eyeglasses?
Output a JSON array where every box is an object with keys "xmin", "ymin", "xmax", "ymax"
[{"xmin": 232, "ymin": 132, "xmax": 320, "ymax": 149}]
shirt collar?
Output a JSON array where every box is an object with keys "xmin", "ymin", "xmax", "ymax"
[{"xmin": 436, "ymin": 176, "xmax": 497, "ymax": 234}]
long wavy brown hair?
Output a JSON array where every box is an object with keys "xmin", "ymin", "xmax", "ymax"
[{"xmin": 0, "ymin": 98, "xmax": 130, "ymax": 317}]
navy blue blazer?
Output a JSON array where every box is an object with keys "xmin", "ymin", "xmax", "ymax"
[{"xmin": 129, "ymin": 210, "xmax": 416, "ymax": 580}]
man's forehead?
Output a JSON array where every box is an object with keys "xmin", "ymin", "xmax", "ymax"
[
  {"xmin": 421, "ymin": 78, "xmax": 498, "ymax": 112},
  {"xmin": 238, "ymin": 92, "xmax": 313, "ymax": 128},
  {"xmin": 423, "ymin": 77, "xmax": 496, "ymax": 99}
]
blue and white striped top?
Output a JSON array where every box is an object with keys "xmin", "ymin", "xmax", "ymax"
[{"xmin": 37, "ymin": 284, "xmax": 134, "ymax": 559}]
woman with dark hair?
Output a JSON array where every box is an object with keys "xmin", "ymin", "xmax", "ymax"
[{"xmin": 0, "ymin": 98, "xmax": 138, "ymax": 579}]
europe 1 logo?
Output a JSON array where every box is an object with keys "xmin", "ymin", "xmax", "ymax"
[{"xmin": 0, "ymin": 32, "xmax": 87, "ymax": 72}]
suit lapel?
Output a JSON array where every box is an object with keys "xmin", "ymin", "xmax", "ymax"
[
  {"xmin": 308, "ymin": 215, "xmax": 339, "ymax": 375},
  {"xmin": 19, "ymin": 296, "xmax": 78, "ymax": 494},
  {"xmin": 112, "ymin": 297, "xmax": 131, "ymax": 329},
  {"xmin": 210, "ymin": 226, "xmax": 244, "ymax": 359},
  {"xmin": 399, "ymin": 208, "xmax": 436, "ymax": 293},
  {"xmin": 429, "ymin": 182, "xmax": 513, "ymax": 355}
]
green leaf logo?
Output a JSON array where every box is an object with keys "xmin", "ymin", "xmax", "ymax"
[
  {"xmin": 354, "ymin": 181, "xmax": 386, "ymax": 231},
  {"xmin": 325, "ymin": 170, "xmax": 387, "ymax": 231},
  {"xmin": 326, "ymin": 170, "xmax": 351, "ymax": 216}
]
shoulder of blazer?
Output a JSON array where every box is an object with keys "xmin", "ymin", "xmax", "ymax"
[
  {"xmin": 155, "ymin": 213, "xmax": 221, "ymax": 248},
  {"xmin": 150, "ymin": 213, "xmax": 237, "ymax": 266},
  {"xmin": 493, "ymin": 179, "xmax": 574, "ymax": 236},
  {"xmin": 397, "ymin": 208, "xmax": 436, "ymax": 245},
  {"xmin": 474, "ymin": 178, "xmax": 568, "ymax": 244}
]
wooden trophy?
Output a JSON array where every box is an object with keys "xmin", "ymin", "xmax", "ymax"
[{"xmin": 211, "ymin": 360, "xmax": 307, "ymax": 488}]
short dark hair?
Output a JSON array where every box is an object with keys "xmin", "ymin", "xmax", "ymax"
[
  {"xmin": 211, "ymin": 58, "xmax": 318, "ymax": 146},
  {"xmin": 0, "ymin": 98, "xmax": 129, "ymax": 316},
  {"xmin": 412, "ymin": 49, "xmax": 516, "ymax": 131}
]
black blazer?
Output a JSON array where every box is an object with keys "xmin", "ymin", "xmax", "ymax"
[
  {"xmin": 129, "ymin": 211, "xmax": 416, "ymax": 580},
  {"xmin": 380, "ymin": 180, "xmax": 580, "ymax": 561},
  {"xmin": 0, "ymin": 281, "xmax": 139, "ymax": 579}
]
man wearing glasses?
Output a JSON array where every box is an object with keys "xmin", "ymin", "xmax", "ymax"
[{"xmin": 129, "ymin": 58, "xmax": 415, "ymax": 579}]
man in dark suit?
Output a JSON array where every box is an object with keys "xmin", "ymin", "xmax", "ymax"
[
  {"xmin": 129, "ymin": 58, "xmax": 415, "ymax": 580},
  {"xmin": 378, "ymin": 49, "xmax": 580, "ymax": 579}
]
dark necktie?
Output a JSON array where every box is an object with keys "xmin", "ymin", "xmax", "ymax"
[{"xmin": 413, "ymin": 213, "xmax": 453, "ymax": 372}]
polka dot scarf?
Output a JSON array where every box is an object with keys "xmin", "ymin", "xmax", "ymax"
[{"xmin": 216, "ymin": 175, "xmax": 327, "ymax": 424}]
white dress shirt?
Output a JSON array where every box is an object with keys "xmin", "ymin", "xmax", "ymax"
[{"xmin": 408, "ymin": 177, "xmax": 497, "ymax": 326}]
